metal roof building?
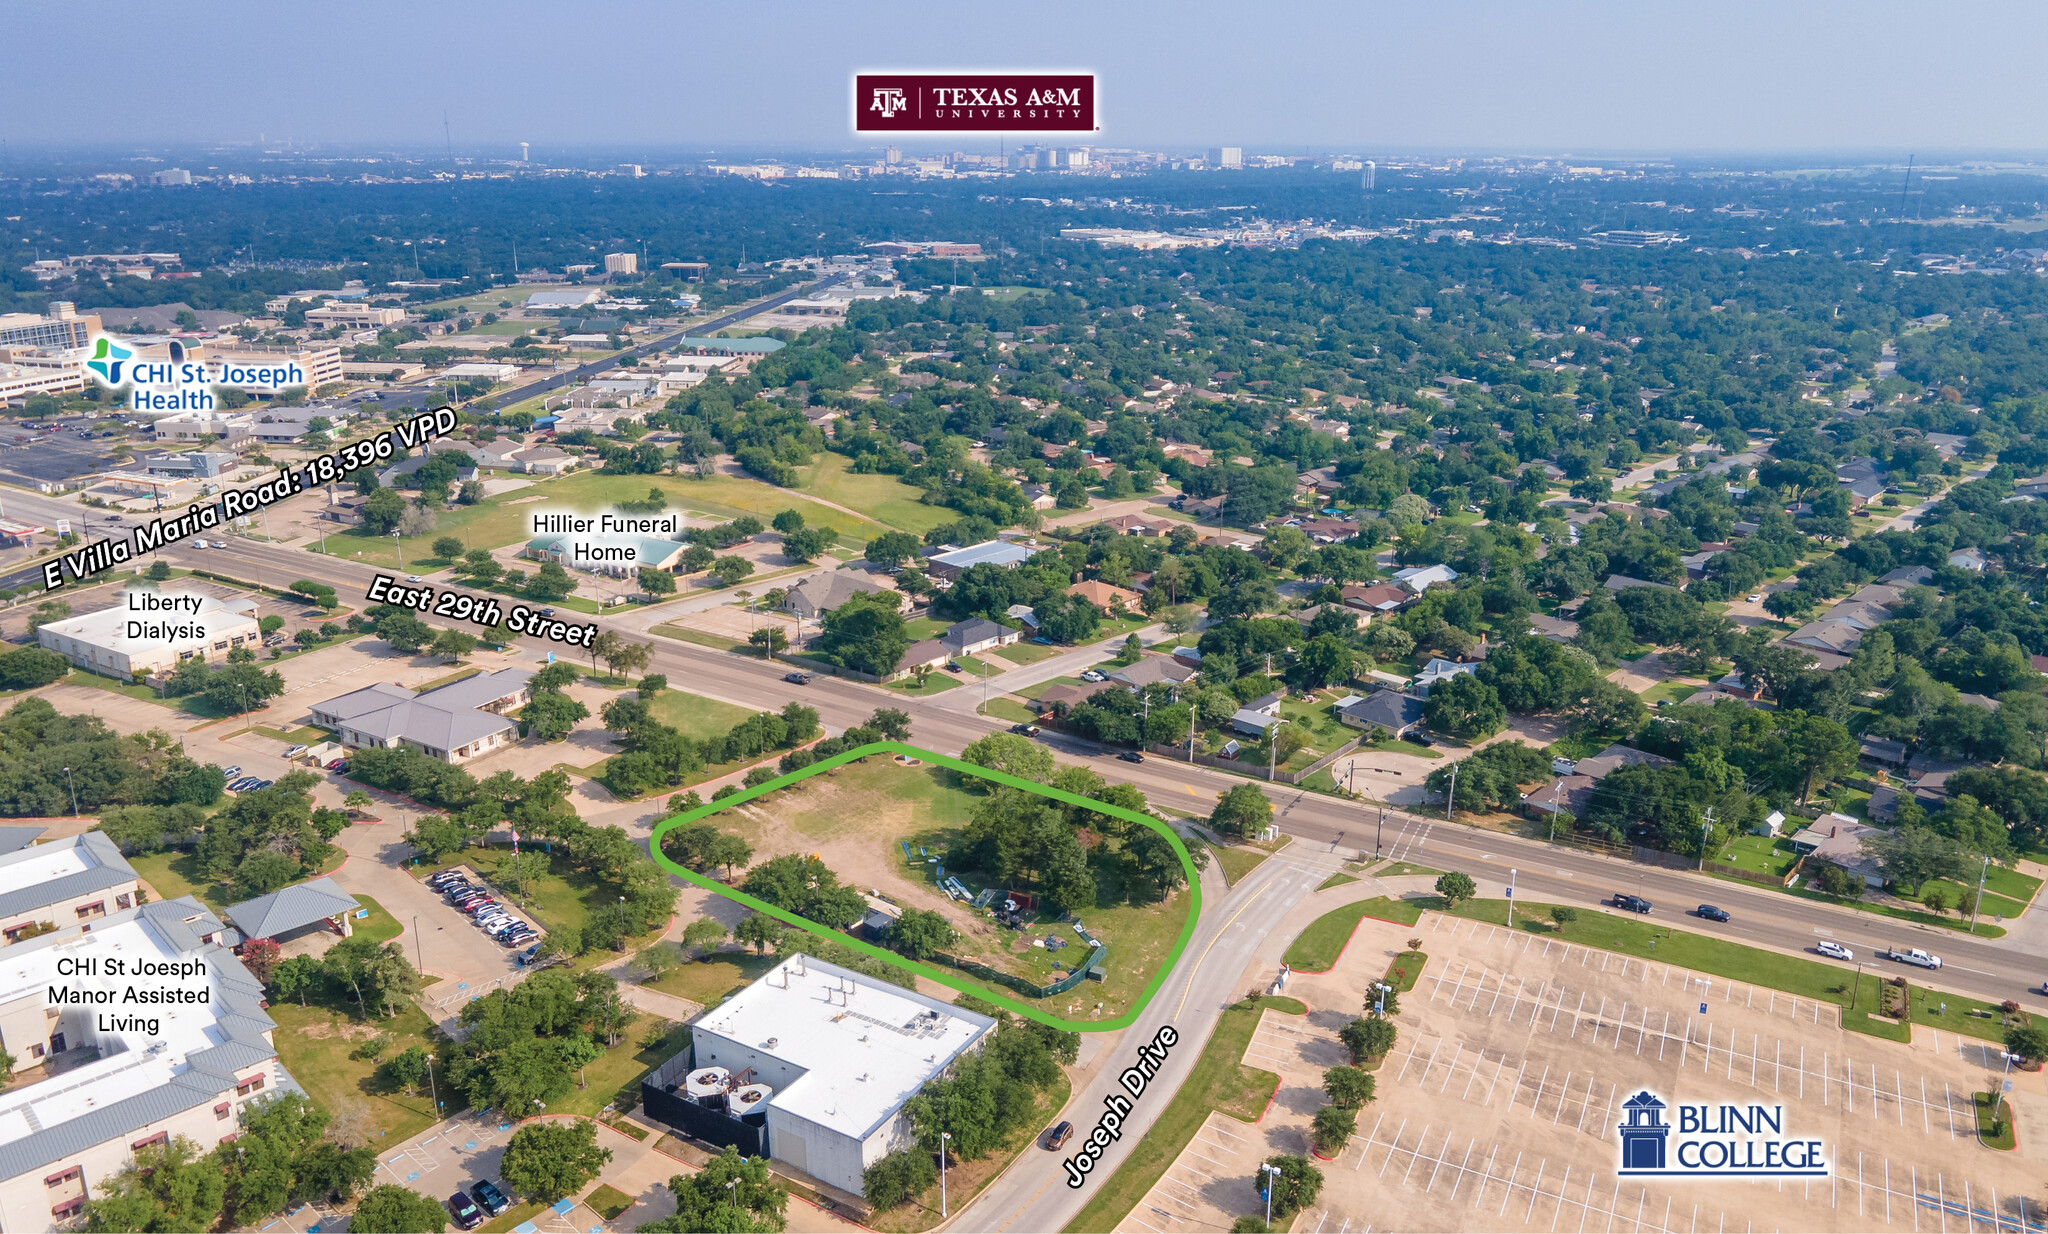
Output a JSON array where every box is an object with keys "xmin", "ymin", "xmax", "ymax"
[
  {"xmin": 309, "ymin": 668, "xmax": 533, "ymax": 764},
  {"xmin": 0, "ymin": 833, "xmax": 142, "ymax": 944},
  {"xmin": 223, "ymin": 877, "xmax": 360, "ymax": 944}
]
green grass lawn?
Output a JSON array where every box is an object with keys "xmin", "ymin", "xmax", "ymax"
[
  {"xmin": 1376, "ymin": 862, "xmax": 1445, "ymax": 879},
  {"xmin": 980, "ymin": 697, "xmax": 1039, "ymax": 725},
  {"xmin": 1782, "ymin": 879, "xmax": 2008, "ymax": 938},
  {"xmin": 1976, "ymin": 1092, "xmax": 2017, "ymax": 1150},
  {"xmin": 129, "ymin": 850, "xmax": 222, "ymax": 910},
  {"xmin": 269, "ymin": 997, "xmax": 454, "ymax": 1144},
  {"xmin": 799, "ymin": 453, "xmax": 951, "ymax": 533},
  {"xmin": 1015, "ymin": 676, "xmax": 1085, "ymax": 701},
  {"xmin": 651, "ymin": 623, "xmax": 744, "ymax": 652},
  {"xmin": 901, "ymin": 616, "xmax": 952, "ymax": 640},
  {"xmin": 556, "ymin": 1019, "xmax": 689, "ymax": 1120},
  {"xmin": 311, "ymin": 470, "xmax": 893, "ymax": 566},
  {"xmin": 1283, "ymin": 900, "xmax": 1379, "ymax": 971},
  {"xmin": 1317, "ymin": 872, "xmax": 1359, "ymax": 892},
  {"xmin": 992, "ymin": 641, "xmax": 1060, "ymax": 665},
  {"xmin": 412, "ymin": 845, "xmax": 662, "ymax": 955},
  {"xmin": 1713, "ymin": 835, "xmax": 1800, "ymax": 879},
  {"xmin": 1063, "ymin": 997, "xmax": 1301, "ymax": 1234},
  {"xmin": 1364, "ymin": 738, "xmax": 1442, "ymax": 760},
  {"xmin": 648, "ymin": 689, "xmax": 758, "ymax": 743},
  {"xmin": 886, "ymin": 670, "xmax": 963, "ymax": 694},
  {"xmin": 646, "ymin": 951, "xmax": 784, "ymax": 1007},
  {"xmin": 1214, "ymin": 845, "xmax": 1270, "ymax": 886},
  {"xmin": 1446, "ymin": 898, "xmax": 1908, "ymax": 1041},
  {"xmin": 1903, "ymin": 983, "xmax": 2022, "ymax": 1042},
  {"xmin": 586, "ymin": 1185, "xmax": 635, "ymax": 1221},
  {"xmin": 1640, "ymin": 681, "xmax": 1701, "ymax": 709}
]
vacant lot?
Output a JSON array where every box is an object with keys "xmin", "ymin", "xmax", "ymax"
[{"xmin": 696, "ymin": 757, "xmax": 1191, "ymax": 1022}]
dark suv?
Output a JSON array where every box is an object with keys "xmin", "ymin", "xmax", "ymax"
[
  {"xmin": 1044, "ymin": 1120, "xmax": 1074, "ymax": 1150},
  {"xmin": 447, "ymin": 1191, "xmax": 484, "ymax": 1229},
  {"xmin": 1696, "ymin": 904, "xmax": 1730, "ymax": 922},
  {"xmin": 471, "ymin": 1180, "xmax": 511, "ymax": 1216},
  {"xmin": 1613, "ymin": 893, "xmax": 1653, "ymax": 914}
]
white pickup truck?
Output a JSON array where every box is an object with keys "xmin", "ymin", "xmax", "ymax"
[{"xmin": 1881, "ymin": 947, "xmax": 1943, "ymax": 970}]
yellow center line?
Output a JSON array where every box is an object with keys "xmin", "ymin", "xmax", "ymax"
[
  {"xmin": 994, "ymin": 1171, "xmax": 1065, "ymax": 1232},
  {"xmin": 1177, "ymin": 877, "xmax": 1273, "ymax": 1019}
]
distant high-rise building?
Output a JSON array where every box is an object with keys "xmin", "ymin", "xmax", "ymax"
[
  {"xmin": 618, "ymin": 163, "xmax": 644, "ymax": 177},
  {"xmin": 604, "ymin": 252, "xmax": 639, "ymax": 275},
  {"xmin": 1068, "ymin": 147, "xmax": 1091, "ymax": 170},
  {"xmin": 884, "ymin": 146, "xmax": 903, "ymax": 165},
  {"xmin": 1208, "ymin": 147, "xmax": 1242, "ymax": 169},
  {"xmin": 520, "ymin": 142, "xmax": 530, "ymax": 162},
  {"xmin": 1362, "ymin": 160, "xmax": 1376, "ymax": 191},
  {"xmin": 151, "ymin": 168, "xmax": 192, "ymax": 186}
]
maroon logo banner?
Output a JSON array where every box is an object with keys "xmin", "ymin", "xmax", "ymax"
[{"xmin": 854, "ymin": 73, "xmax": 1096, "ymax": 133}]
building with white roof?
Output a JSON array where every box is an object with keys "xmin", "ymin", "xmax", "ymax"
[
  {"xmin": 0, "ymin": 896, "xmax": 294, "ymax": 1229},
  {"xmin": 0, "ymin": 833, "xmax": 142, "ymax": 945},
  {"xmin": 664, "ymin": 954, "xmax": 995, "ymax": 1197},
  {"xmin": 37, "ymin": 590, "xmax": 260, "ymax": 682}
]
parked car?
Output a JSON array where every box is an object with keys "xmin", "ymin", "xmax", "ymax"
[
  {"xmin": 488, "ymin": 919, "xmax": 526, "ymax": 938},
  {"xmin": 1044, "ymin": 1120, "xmax": 1074, "ymax": 1151},
  {"xmin": 1010, "ymin": 724, "xmax": 1042, "ymax": 736},
  {"xmin": 1612, "ymin": 893, "xmax": 1653, "ymax": 914},
  {"xmin": 1815, "ymin": 940, "xmax": 1855, "ymax": 961},
  {"xmin": 471, "ymin": 1182, "xmax": 511, "ymax": 1217},
  {"xmin": 515, "ymin": 943, "xmax": 544, "ymax": 965},
  {"xmin": 219, "ymin": 766, "xmax": 241, "ymax": 779},
  {"xmin": 250, "ymin": 779, "xmax": 273, "ymax": 791},
  {"xmin": 501, "ymin": 929, "xmax": 535, "ymax": 946},
  {"xmin": 284, "ymin": 744, "xmax": 309, "ymax": 757},
  {"xmin": 783, "ymin": 671, "xmax": 813, "ymax": 684},
  {"xmin": 1118, "ymin": 751, "xmax": 1145, "ymax": 763},
  {"xmin": 228, "ymin": 777, "xmax": 261, "ymax": 792},
  {"xmin": 1747, "ymin": 594, "xmax": 1764, "ymax": 603},
  {"xmin": 448, "ymin": 1191, "xmax": 484, "ymax": 1230},
  {"xmin": 1080, "ymin": 670, "xmax": 1107, "ymax": 683},
  {"xmin": 1550, "ymin": 757, "xmax": 1577, "ymax": 776},
  {"xmin": 1696, "ymin": 905, "xmax": 1730, "ymax": 922},
  {"xmin": 945, "ymin": 660, "xmax": 964, "ymax": 673}
]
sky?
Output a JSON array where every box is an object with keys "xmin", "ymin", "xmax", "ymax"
[{"xmin": 8, "ymin": 0, "xmax": 2048, "ymax": 156}]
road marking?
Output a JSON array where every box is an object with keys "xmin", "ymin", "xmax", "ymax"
[{"xmin": 1175, "ymin": 876, "xmax": 1273, "ymax": 1019}]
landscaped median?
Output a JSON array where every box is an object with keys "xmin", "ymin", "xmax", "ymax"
[
  {"xmin": 647, "ymin": 741, "xmax": 1203, "ymax": 1032},
  {"xmin": 1062, "ymin": 995, "xmax": 1303, "ymax": 1234}
]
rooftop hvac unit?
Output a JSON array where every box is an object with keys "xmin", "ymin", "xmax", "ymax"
[
  {"xmin": 729, "ymin": 1083, "xmax": 774, "ymax": 1122},
  {"xmin": 685, "ymin": 1066, "xmax": 730, "ymax": 1107}
]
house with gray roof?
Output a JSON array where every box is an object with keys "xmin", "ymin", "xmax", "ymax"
[
  {"xmin": 309, "ymin": 668, "xmax": 533, "ymax": 764},
  {"xmin": 1335, "ymin": 691, "xmax": 1426, "ymax": 738},
  {"xmin": 1575, "ymin": 744, "xmax": 1675, "ymax": 780},
  {"xmin": 1107, "ymin": 656, "xmax": 1196, "ymax": 690},
  {"xmin": 782, "ymin": 570, "xmax": 899, "ymax": 619},
  {"xmin": 223, "ymin": 876, "xmax": 360, "ymax": 945},
  {"xmin": 925, "ymin": 539, "xmax": 1040, "ymax": 580},
  {"xmin": 942, "ymin": 618, "xmax": 1018, "ymax": 656}
]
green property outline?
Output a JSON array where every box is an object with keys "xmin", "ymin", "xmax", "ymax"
[{"xmin": 647, "ymin": 740, "xmax": 1202, "ymax": 1032}]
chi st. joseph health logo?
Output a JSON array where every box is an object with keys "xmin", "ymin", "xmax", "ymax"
[
  {"xmin": 1617, "ymin": 1091, "xmax": 1830, "ymax": 1178},
  {"xmin": 84, "ymin": 335, "xmax": 306, "ymax": 411}
]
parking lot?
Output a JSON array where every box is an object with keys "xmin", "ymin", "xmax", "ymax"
[
  {"xmin": 0, "ymin": 419, "xmax": 127, "ymax": 490},
  {"xmin": 1123, "ymin": 906, "xmax": 2048, "ymax": 1234}
]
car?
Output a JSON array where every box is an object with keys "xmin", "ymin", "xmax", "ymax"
[
  {"xmin": 1613, "ymin": 893, "xmax": 1653, "ymax": 914},
  {"xmin": 251, "ymin": 779, "xmax": 273, "ymax": 791},
  {"xmin": 1044, "ymin": 1119, "xmax": 1074, "ymax": 1150},
  {"xmin": 1697, "ymin": 905, "xmax": 1730, "ymax": 922},
  {"xmin": 448, "ymin": 1191, "xmax": 485, "ymax": 1229},
  {"xmin": 284, "ymin": 744, "xmax": 309, "ymax": 757},
  {"xmin": 191, "ymin": 539, "xmax": 206, "ymax": 549},
  {"xmin": 228, "ymin": 777, "xmax": 260, "ymax": 791},
  {"xmin": 1031, "ymin": 636, "xmax": 1053, "ymax": 645},
  {"xmin": 1886, "ymin": 947, "xmax": 1943, "ymax": 969},
  {"xmin": 1010, "ymin": 724, "xmax": 1042, "ymax": 736},
  {"xmin": 220, "ymin": 766, "xmax": 241, "ymax": 779},
  {"xmin": 783, "ymin": 671, "xmax": 813, "ymax": 684},
  {"xmin": 480, "ymin": 916, "xmax": 516, "ymax": 933},
  {"xmin": 454, "ymin": 895, "xmax": 492, "ymax": 910},
  {"xmin": 440, "ymin": 884, "xmax": 477, "ymax": 899},
  {"xmin": 326, "ymin": 758, "xmax": 348, "ymax": 771},
  {"xmin": 944, "ymin": 661, "xmax": 963, "ymax": 673},
  {"xmin": 469, "ymin": 902, "xmax": 502, "ymax": 917},
  {"xmin": 1118, "ymin": 751, "xmax": 1145, "ymax": 763},
  {"xmin": 539, "ymin": 607, "xmax": 556, "ymax": 617},
  {"xmin": 1080, "ymin": 670, "xmax": 1107, "ymax": 683},
  {"xmin": 407, "ymin": 574, "xmax": 423, "ymax": 583},
  {"xmin": 106, "ymin": 513, "xmax": 122, "ymax": 521},
  {"xmin": 471, "ymin": 1182, "xmax": 511, "ymax": 1217},
  {"xmin": 1815, "ymin": 940, "xmax": 1855, "ymax": 961},
  {"xmin": 501, "ymin": 930, "xmax": 536, "ymax": 946},
  {"xmin": 428, "ymin": 875, "xmax": 466, "ymax": 890},
  {"xmin": 1550, "ymin": 757, "xmax": 1577, "ymax": 776},
  {"xmin": 212, "ymin": 541, "xmax": 226, "ymax": 549},
  {"xmin": 515, "ymin": 943, "xmax": 544, "ymax": 965},
  {"xmin": 1747, "ymin": 594, "xmax": 1764, "ymax": 603},
  {"xmin": 489, "ymin": 919, "xmax": 526, "ymax": 937}
]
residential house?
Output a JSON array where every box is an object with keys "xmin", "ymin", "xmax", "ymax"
[
  {"xmin": 1603, "ymin": 573, "xmax": 1679, "ymax": 593},
  {"xmin": 941, "ymin": 618, "xmax": 1018, "ymax": 656},
  {"xmin": 1948, "ymin": 547, "xmax": 1989, "ymax": 572},
  {"xmin": 1107, "ymin": 656, "xmax": 1196, "ymax": 690},
  {"xmin": 1879, "ymin": 565, "xmax": 1935, "ymax": 586},
  {"xmin": 894, "ymin": 640, "xmax": 952, "ymax": 678},
  {"xmin": 1289, "ymin": 604, "xmax": 1357, "ymax": 633},
  {"xmin": 1103, "ymin": 514, "xmax": 1174, "ymax": 536},
  {"xmin": 1068, "ymin": 579, "xmax": 1142, "ymax": 612},
  {"xmin": 1857, "ymin": 735, "xmax": 1910, "ymax": 769},
  {"xmin": 926, "ymin": 539, "xmax": 1039, "ymax": 580},
  {"xmin": 1335, "ymin": 691, "xmax": 1426, "ymax": 738},
  {"xmin": 1788, "ymin": 814, "xmax": 1885, "ymax": 888},
  {"xmin": 1575, "ymin": 744, "xmax": 1675, "ymax": 780},
  {"xmin": 1341, "ymin": 583, "xmax": 1409, "ymax": 614},
  {"xmin": 1412, "ymin": 658, "xmax": 1480, "ymax": 697},
  {"xmin": 782, "ymin": 572, "xmax": 899, "ymax": 620},
  {"xmin": 1522, "ymin": 775, "xmax": 1597, "ymax": 821},
  {"xmin": 1031, "ymin": 682, "xmax": 1103, "ymax": 713},
  {"xmin": 1525, "ymin": 614, "xmax": 1580, "ymax": 643},
  {"xmin": 1393, "ymin": 563, "xmax": 1458, "ymax": 593}
]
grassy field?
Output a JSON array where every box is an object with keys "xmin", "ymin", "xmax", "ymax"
[
  {"xmin": 556, "ymin": 1019, "xmax": 690, "ymax": 1120},
  {"xmin": 1062, "ymin": 996, "xmax": 1302, "ymax": 1234},
  {"xmin": 651, "ymin": 623, "xmax": 744, "ymax": 652},
  {"xmin": 980, "ymin": 697, "xmax": 1040, "ymax": 724},
  {"xmin": 873, "ymin": 1073, "xmax": 1072, "ymax": 1234},
  {"xmin": 648, "ymin": 688, "xmax": 757, "ymax": 743},
  {"xmin": 992, "ymin": 641, "xmax": 1060, "ymax": 665},
  {"xmin": 413, "ymin": 845, "xmax": 663, "ymax": 955},
  {"xmin": 702, "ymin": 758, "xmax": 1188, "ymax": 1022},
  {"xmin": 1283, "ymin": 900, "xmax": 1382, "ymax": 971},
  {"xmin": 886, "ymin": 671, "xmax": 963, "ymax": 694},
  {"xmin": 1904, "ymin": 983, "xmax": 2023, "ymax": 1043},
  {"xmin": 586, "ymin": 1185, "xmax": 636, "ymax": 1221},
  {"xmin": 1317, "ymin": 872, "xmax": 1359, "ymax": 892},
  {"xmin": 1214, "ymin": 845, "xmax": 1271, "ymax": 886},
  {"xmin": 1640, "ymin": 681, "xmax": 1701, "ymax": 708},
  {"xmin": 1377, "ymin": 862, "xmax": 1444, "ymax": 879},
  {"xmin": 1976, "ymin": 1092, "xmax": 2017, "ymax": 1150},
  {"xmin": 1713, "ymin": 835, "xmax": 1800, "ymax": 879},
  {"xmin": 798, "ymin": 453, "xmax": 949, "ymax": 533},
  {"xmin": 646, "ymin": 951, "xmax": 782, "ymax": 1007},
  {"xmin": 310, "ymin": 470, "xmax": 895, "ymax": 565},
  {"xmin": 270, "ymin": 998, "xmax": 454, "ymax": 1144}
]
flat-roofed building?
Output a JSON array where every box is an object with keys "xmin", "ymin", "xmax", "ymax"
[
  {"xmin": 925, "ymin": 539, "xmax": 1039, "ymax": 580},
  {"xmin": 37, "ymin": 591, "xmax": 260, "ymax": 682},
  {"xmin": 659, "ymin": 954, "xmax": 996, "ymax": 1197},
  {"xmin": 303, "ymin": 304, "xmax": 406, "ymax": 331},
  {"xmin": 0, "ymin": 832, "xmax": 142, "ymax": 943},
  {"xmin": 0, "ymin": 897, "xmax": 294, "ymax": 1230}
]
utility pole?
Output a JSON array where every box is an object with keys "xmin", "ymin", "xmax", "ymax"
[
  {"xmin": 1546, "ymin": 778, "xmax": 1563, "ymax": 843},
  {"xmin": 1507, "ymin": 868, "xmax": 1517, "ymax": 932},
  {"xmin": 1445, "ymin": 761, "xmax": 1457, "ymax": 824},
  {"xmin": 1972, "ymin": 855, "xmax": 1990, "ymax": 930},
  {"xmin": 940, "ymin": 1131, "xmax": 951, "ymax": 1217},
  {"xmin": 1267, "ymin": 718, "xmax": 1287, "ymax": 782},
  {"xmin": 1699, "ymin": 807, "xmax": 1716, "ymax": 871}
]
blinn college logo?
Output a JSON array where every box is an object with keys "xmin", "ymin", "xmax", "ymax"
[
  {"xmin": 85, "ymin": 337, "xmax": 133, "ymax": 385},
  {"xmin": 1618, "ymin": 1091, "xmax": 1829, "ymax": 1178},
  {"xmin": 871, "ymin": 87, "xmax": 908, "ymax": 119}
]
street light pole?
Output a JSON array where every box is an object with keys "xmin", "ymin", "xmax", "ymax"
[
  {"xmin": 1261, "ymin": 1161, "xmax": 1282, "ymax": 1228},
  {"xmin": 940, "ymin": 1131, "xmax": 951, "ymax": 1217},
  {"xmin": 63, "ymin": 766, "xmax": 77, "ymax": 816},
  {"xmin": 1267, "ymin": 718, "xmax": 1287, "ymax": 783},
  {"xmin": 392, "ymin": 529, "xmax": 403, "ymax": 573},
  {"xmin": 1507, "ymin": 868, "xmax": 1517, "ymax": 932},
  {"xmin": 1973, "ymin": 855, "xmax": 1990, "ymax": 930},
  {"xmin": 425, "ymin": 1051, "xmax": 440, "ymax": 1114}
]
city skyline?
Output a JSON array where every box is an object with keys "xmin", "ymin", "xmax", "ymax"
[{"xmin": 7, "ymin": 0, "xmax": 2047, "ymax": 155}]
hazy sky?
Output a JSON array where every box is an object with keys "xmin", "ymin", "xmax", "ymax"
[{"xmin": 10, "ymin": 0, "xmax": 2048, "ymax": 155}]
